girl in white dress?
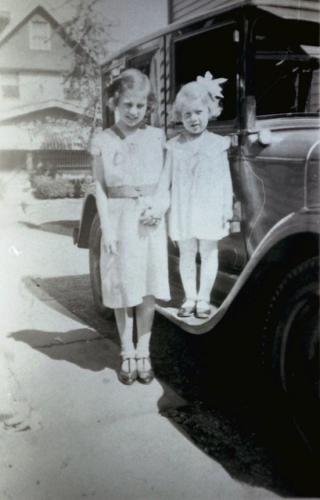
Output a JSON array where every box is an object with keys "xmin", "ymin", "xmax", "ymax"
[
  {"xmin": 156, "ymin": 72, "xmax": 233, "ymax": 319},
  {"xmin": 90, "ymin": 69, "xmax": 170, "ymax": 384}
]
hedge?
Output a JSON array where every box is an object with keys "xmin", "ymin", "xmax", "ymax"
[{"xmin": 31, "ymin": 175, "xmax": 93, "ymax": 199}]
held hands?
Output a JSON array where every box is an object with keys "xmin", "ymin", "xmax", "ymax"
[
  {"xmin": 103, "ymin": 239, "xmax": 119, "ymax": 255},
  {"xmin": 222, "ymin": 215, "xmax": 240, "ymax": 234},
  {"xmin": 139, "ymin": 206, "xmax": 162, "ymax": 226},
  {"xmin": 222, "ymin": 215, "xmax": 233, "ymax": 234},
  {"xmin": 102, "ymin": 206, "xmax": 162, "ymax": 256}
]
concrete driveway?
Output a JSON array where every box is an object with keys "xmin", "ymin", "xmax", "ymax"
[{"xmin": 0, "ymin": 172, "xmax": 285, "ymax": 500}]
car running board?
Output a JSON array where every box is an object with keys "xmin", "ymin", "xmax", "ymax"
[{"xmin": 155, "ymin": 303, "xmax": 225, "ymax": 335}]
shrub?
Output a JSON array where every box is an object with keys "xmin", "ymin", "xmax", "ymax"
[
  {"xmin": 31, "ymin": 174, "xmax": 93, "ymax": 199},
  {"xmin": 29, "ymin": 162, "xmax": 58, "ymax": 188},
  {"xmin": 32, "ymin": 175, "xmax": 74, "ymax": 199},
  {"xmin": 73, "ymin": 175, "xmax": 93, "ymax": 198}
]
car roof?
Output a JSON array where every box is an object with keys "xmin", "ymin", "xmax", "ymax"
[{"xmin": 101, "ymin": 0, "xmax": 319, "ymax": 67}]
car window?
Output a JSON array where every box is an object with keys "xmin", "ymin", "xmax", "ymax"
[
  {"xmin": 173, "ymin": 23, "xmax": 238, "ymax": 122},
  {"xmin": 128, "ymin": 46, "xmax": 164, "ymax": 127},
  {"xmin": 254, "ymin": 17, "xmax": 320, "ymax": 116},
  {"xmin": 102, "ymin": 42, "xmax": 163, "ymax": 128}
]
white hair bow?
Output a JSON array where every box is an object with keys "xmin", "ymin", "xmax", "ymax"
[{"xmin": 196, "ymin": 71, "xmax": 227, "ymax": 99}]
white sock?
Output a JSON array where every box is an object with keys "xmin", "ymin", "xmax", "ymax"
[
  {"xmin": 198, "ymin": 239, "xmax": 218, "ymax": 303},
  {"xmin": 136, "ymin": 331, "xmax": 151, "ymax": 358},
  {"xmin": 178, "ymin": 239, "xmax": 198, "ymax": 301}
]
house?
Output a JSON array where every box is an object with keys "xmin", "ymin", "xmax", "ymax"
[{"xmin": 0, "ymin": 5, "xmax": 97, "ymax": 173}]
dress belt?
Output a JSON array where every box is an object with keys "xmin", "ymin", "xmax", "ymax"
[{"xmin": 106, "ymin": 184, "xmax": 157, "ymax": 199}]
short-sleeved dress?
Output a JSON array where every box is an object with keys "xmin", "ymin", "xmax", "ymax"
[
  {"xmin": 165, "ymin": 130, "xmax": 233, "ymax": 241},
  {"xmin": 91, "ymin": 125, "xmax": 170, "ymax": 309}
]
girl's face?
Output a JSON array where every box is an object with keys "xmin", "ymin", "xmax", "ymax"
[
  {"xmin": 181, "ymin": 98, "xmax": 210, "ymax": 136},
  {"xmin": 117, "ymin": 89, "xmax": 148, "ymax": 129}
]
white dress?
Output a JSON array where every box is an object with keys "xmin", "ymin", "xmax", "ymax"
[
  {"xmin": 90, "ymin": 125, "xmax": 170, "ymax": 309},
  {"xmin": 165, "ymin": 130, "xmax": 233, "ymax": 241}
]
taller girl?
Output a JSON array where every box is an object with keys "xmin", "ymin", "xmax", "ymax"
[{"xmin": 90, "ymin": 69, "xmax": 170, "ymax": 385}]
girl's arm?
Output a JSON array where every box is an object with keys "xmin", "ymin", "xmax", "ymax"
[
  {"xmin": 140, "ymin": 141, "xmax": 172, "ymax": 226},
  {"xmin": 92, "ymin": 149, "xmax": 118, "ymax": 255},
  {"xmin": 151, "ymin": 147, "xmax": 172, "ymax": 217},
  {"xmin": 222, "ymin": 153, "xmax": 234, "ymax": 228}
]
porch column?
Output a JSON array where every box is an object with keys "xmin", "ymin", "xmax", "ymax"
[{"xmin": 26, "ymin": 151, "xmax": 33, "ymax": 172}]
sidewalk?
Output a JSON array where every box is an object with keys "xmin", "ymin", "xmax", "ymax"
[{"xmin": 0, "ymin": 173, "xmax": 281, "ymax": 500}]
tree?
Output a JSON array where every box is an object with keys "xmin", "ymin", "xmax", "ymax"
[{"xmin": 58, "ymin": 0, "xmax": 114, "ymax": 130}]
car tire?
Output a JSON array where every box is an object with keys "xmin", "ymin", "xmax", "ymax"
[
  {"xmin": 89, "ymin": 213, "xmax": 113, "ymax": 319},
  {"xmin": 262, "ymin": 256, "xmax": 319, "ymax": 455}
]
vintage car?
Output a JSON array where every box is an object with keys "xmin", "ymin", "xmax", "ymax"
[{"xmin": 74, "ymin": 0, "xmax": 319, "ymax": 450}]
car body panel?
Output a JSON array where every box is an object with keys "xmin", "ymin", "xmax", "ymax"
[
  {"xmin": 238, "ymin": 121, "xmax": 320, "ymax": 253},
  {"xmin": 156, "ymin": 208, "xmax": 319, "ymax": 334}
]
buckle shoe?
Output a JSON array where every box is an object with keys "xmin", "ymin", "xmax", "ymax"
[
  {"xmin": 136, "ymin": 357, "xmax": 154, "ymax": 384},
  {"xmin": 177, "ymin": 300, "xmax": 196, "ymax": 318},
  {"xmin": 195, "ymin": 301, "xmax": 211, "ymax": 319},
  {"xmin": 118, "ymin": 357, "xmax": 137, "ymax": 385}
]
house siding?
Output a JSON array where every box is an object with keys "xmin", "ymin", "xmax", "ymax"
[
  {"xmin": 0, "ymin": 12, "xmax": 74, "ymax": 72},
  {"xmin": 0, "ymin": 72, "xmax": 66, "ymax": 111},
  {"xmin": 170, "ymin": 0, "xmax": 220, "ymax": 22}
]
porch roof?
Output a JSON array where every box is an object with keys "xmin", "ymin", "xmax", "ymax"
[
  {"xmin": 0, "ymin": 123, "xmax": 91, "ymax": 151},
  {"xmin": 0, "ymin": 100, "xmax": 89, "ymax": 124}
]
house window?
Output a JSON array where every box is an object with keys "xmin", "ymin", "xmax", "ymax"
[
  {"xmin": 1, "ymin": 73, "xmax": 19, "ymax": 98},
  {"xmin": 64, "ymin": 79, "xmax": 81, "ymax": 100},
  {"xmin": 29, "ymin": 19, "xmax": 51, "ymax": 51}
]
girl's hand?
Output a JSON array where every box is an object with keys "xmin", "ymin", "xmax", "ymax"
[
  {"xmin": 140, "ymin": 207, "xmax": 161, "ymax": 226},
  {"xmin": 229, "ymin": 221, "xmax": 240, "ymax": 233},
  {"xmin": 104, "ymin": 240, "xmax": 119, "ymax": 255},
  {"xmin": 222, "ymin": 215, "xmax": 231, "ymax": 234}
]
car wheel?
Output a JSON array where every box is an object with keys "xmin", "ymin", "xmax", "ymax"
[
  {"xmin": 89, "ymin": 213, "xmax": 113, "ymax": 319},
  {"xmin": 262, "ymin": 256, "xmax": 319, "ymax": 454}
]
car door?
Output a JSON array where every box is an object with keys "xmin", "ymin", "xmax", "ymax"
[{"xmin": 240, "ymin": 11, "xmax": 320, "ymax": 254}]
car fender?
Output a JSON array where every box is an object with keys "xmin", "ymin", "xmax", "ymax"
[
  {"xmin": 185, "ymin": 209, "xmax": 320, "ymax": 334},
  {"xmin": 74, "ymin": 193, "xmax": 97, "ymax": 248}
]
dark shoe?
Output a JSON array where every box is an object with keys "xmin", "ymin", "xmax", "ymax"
[
  {"xmin": 177, "ymin": 300, "xmax": 196, "ymax": 317},
  {"xmin": 118, "ymin": 357, "xmax": 137, "ymax": 385},
  {"xmin": 136, "ymin": 357, "xmax": 154, "ymax": 384},
  {"xmin": 195, "ymin": 301, "xmax": 211, "ymax": 319}
]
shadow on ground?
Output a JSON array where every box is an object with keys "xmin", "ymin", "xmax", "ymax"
[
  {"xmin": 12, "ymin": 273, "xmax": 319, "ymax": 497},
  {"xmin": 19, "ymin": 220, "xmax": 78, "ymax": 237},
  {"xmin": 11, "ymin": 275, "xmax": 119, "ymax": 372},
  {"xmin": 9, "ymin": 328, "xmax": 119, "ymax": 372}
]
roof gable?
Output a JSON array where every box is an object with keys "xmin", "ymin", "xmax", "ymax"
[
  {"xmin": 0, "ymin": 5, "xmax": 86, "ymax": 55},
  {"xmin": 0, "ymin": 4, "xmax": 95, "ymax": 72}
]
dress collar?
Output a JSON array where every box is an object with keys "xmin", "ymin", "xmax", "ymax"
[
  {"xmin": 173, "ymin": 130, "xmax": 210, "ymax": 152},
  {"xmin": 110, "ymin": 122, "xmax": 147, "ymax": 141}
]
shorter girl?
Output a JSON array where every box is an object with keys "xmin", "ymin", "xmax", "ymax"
[
  {"xmin": 90, "ymin": 69, "xmax": 170, "ymax": 384},
  {"xmin": 156, "ymin": 72, "xmax": 233, "ymax": 319}
]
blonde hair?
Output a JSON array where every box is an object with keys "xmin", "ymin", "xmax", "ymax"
[
  {"xmin": 107, "ymin": 68, "xmax": 156, "ymax": 111},
  {"xmin": 173, "ymin": 81, "xmax": 222, "ymax": 122}
]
